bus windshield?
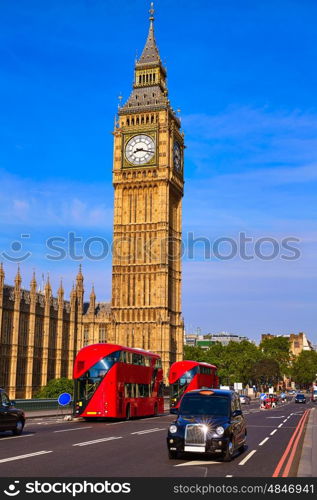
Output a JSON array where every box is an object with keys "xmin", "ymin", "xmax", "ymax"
[
  {"xmin": 170, "ymin": 366, "xmax": 198, "ymax": 402},
  {"xmin": 75, "ymin": 350, "xmax": 121, "ymax": 403},
  {"xmin": 179, "ymin": 395, "xmax": 230, "ymax": 417}
]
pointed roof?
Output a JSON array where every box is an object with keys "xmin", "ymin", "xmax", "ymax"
[
  {"xmin": 30, "ymin": 270, "xmax": 37, "ymax": 292},
  {"xmin": 90, "ymin": 284, "xmax": 96, "ymax": 300},
  {"xmin": 137, "ymin": 4, "xmax": 161, "ymax": 67},
  {"xmin": 76, "ymin": 264, "xmax": 83, "ymax": 284},
  {"xmin": 14, "ymin": 265, "xmax": 22, "ymax": 287},
  {"xmin": 45, "ymin": 273, "xmax": 51, "ymax": 294},
  {"xmin": 0, "ymin": 262, "xmax": 4, "ymax": 280},
  {"xmin": 58, "ymin": 279, "xmax": 64, "ymax": 297}
]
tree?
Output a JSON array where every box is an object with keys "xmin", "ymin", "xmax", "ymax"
[
  {"xmin": 183, "ymin": 345, "xmax": 207, "ymax": 362},
  {"xmin": 184, "ymin": 340, "xmax": 262, "ymax": 387},
  {"xmin": 251, "ymin": 358, "xmax": 281, "ymax": 390},
  {"xmin": 260, "ymin": 336, "xmax": 292, "ymax": 376},
  {"xmin": 35, "ymin": 378, "xmax": 74, "ymax": 398},
  {"xmin": 290, "ymin": 351, "xmax": 317, "ymax": 388}
]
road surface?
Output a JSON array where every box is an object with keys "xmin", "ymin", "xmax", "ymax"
[{"xmin": 0, "ymin": 399, "xmax": 311, "ymax": 477}]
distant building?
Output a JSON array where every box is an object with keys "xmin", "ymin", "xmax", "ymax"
[
  {"xmin": 184, "ymin": 332, "xmax": 251, "ymax": 349},
  {"xmin": 261, "ymin": 332, "xmax": 314, "ymax": 356},
  {"xmin": 184, "ymin": 334, "xmax": 198, "ymax": 347}
]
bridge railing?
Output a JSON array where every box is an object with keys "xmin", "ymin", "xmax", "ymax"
[{"xmin": 14, "ymin": 399, "xmax": 72, "ymax": 411}]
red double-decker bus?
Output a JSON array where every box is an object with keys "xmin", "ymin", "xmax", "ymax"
[
  {"xmin": 73, "ymin": 343, "xmax": 164, "ymax": 419},
  {"xmin": 169, "ymin": 360, "xmax": 219, "ymax": 409}
]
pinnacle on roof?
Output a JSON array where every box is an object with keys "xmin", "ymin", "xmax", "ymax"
[
  {"xmin": 136, "ymin": 2, "xmax": 161, "ymax": 67},
  {"xmin": 90, "ymin": 284, "xmax": 96, "ymax": 299},
  {"xmin": 30, "ymin": 270, "xmax": 37, "ymax": 291},
  {"xmin": 45, "ymin": 273, "xmax": 51, "ymax": 293},
  {"xmin": 0, "ymin": 262, "xmax": 4, "ymax": 280},
  {"xmin": 58, "ymin": 279, "xmax": 64, "ymax": 297},
  {"xmin": 14, "ymin": 265, "xmax": 22, "ymax": 287}
]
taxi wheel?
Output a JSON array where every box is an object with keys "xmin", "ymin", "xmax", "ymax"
[
  {"xmin": 223, "ymin": 437, "xmax": 234, "ymax": 462},
  {"xmin": 168, "ymin": 450, "xmax": 179, "ymax": 460},
  {"xmin": 12, "ymin": 419, "xmax": 24, "ymax": 436}
]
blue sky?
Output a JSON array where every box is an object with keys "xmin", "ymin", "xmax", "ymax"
[{"xmin": 0, "ymin": 0, "xmax": 316, "ymax": 343}]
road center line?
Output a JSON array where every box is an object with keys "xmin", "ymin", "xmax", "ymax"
[
  {"xmin": 73, "ymin": 436, "xmax": 122, "ymax": 447},
  {"xmin": 270, "ymin": 429, "xmax": 277, "ymax": 436},
  {"xmin": 0, "ymin": 434, "xmax": 34, "ymax": 441},
  {"xmin": 54, "ymin": 427, "xmax": 92, "ymax": 433},
  {"xmin": 131, "ymin": 428, "xmax": 165, "ymax": 435},
  {"xmin": 259, "ymin": 437, "xmax": 270, "ymax": 446},
  {"xmin": 278, "ymin": 424, "xmax": 283, "ymax": 428},
  {"xmin": 0, "ymin": 451, "xmax": 52, "ymax": 464},
  {"xmin": 175, "ymin": 460, "xmax": 219, "ymax": 467},
  {"xmin": 238, "ymin": 450, "xmax": 257, "ymax": 466}
]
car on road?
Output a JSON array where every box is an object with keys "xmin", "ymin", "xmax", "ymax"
[
  {"xmin": 311, "ymin": 387, "xmax": 317, "ymax": 403},
  {"xmin": 239, "ymin": 394, "xmax": 251, "ymax": 405},
  {"xmin": 295, "ymin": 393, "xmax": 306, "ymax": 404},
  {"xmin": 167, "ymin": 388, "xmax": 247, "ymax": 462},
  {"xmin": 0, "ymin": 389, "xmax": 25, "ymax": 435}
]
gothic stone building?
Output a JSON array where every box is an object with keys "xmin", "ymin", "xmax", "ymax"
[
  {"xmin": 0, "ymin": 265, "xmax": 113, "ymax": 399},
  {"xmin": 0, "ymin": 6, "xmax": 184, "ymax": 399}
]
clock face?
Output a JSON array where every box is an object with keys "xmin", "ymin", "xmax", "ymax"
[
  {"xmin": 173, "ymin": 141, "xmax": 181, "ymax": 171},
  {"xmin": 125, "ymin": 134, "xmax": 155, "ymax": 165}
]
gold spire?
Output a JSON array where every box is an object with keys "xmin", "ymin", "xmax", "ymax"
[
  {"xmin": 90, "ymin": 283, "xmax": 96, "ymax": 299},
  {"xmin": 70, "ymin": 282, "xmax": 76, "ymax": 300},
  {"xmin": 14, "ymin": 265, "xmax": 22, "ymax": 288},
  {"xmin": 149, "ymin": 1, "xmax": 154, "ymax": 22},
  {"xmin": 45, "ymin": 273, "xmax": 51, "ymax": 294},
  {"xmin": 76, "ymin": 264, "xmax": 83, "ymax": 284},
  {"xmin": 30, "ymin": 270, "xmax": 37, "ymax": 293},
  {"xmin": 0, "ymin": 262, "xmax": 4, "ymax": 281},
  {"xmin": 58, "ymin": 278, "xmax": 64, "ymax": 297}
]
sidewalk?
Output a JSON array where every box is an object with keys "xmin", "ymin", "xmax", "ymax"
[
  {"xmin": 297, "ymin": 407, "xmax": 316, "ymax": 477},
  {"xmin": 25, "ymin": 398, "xmax": 170, "ymax": 419},
  {"xmin": 25, "ymin": 409, "xmax": 72, "ymax": 419}
]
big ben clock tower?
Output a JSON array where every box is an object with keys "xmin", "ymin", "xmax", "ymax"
[{"xmin": 111, "ymin": 3, "xmax": 184, "ymax": 377}]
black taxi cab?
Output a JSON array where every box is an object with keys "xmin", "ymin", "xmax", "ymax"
[
  {"xmin": 167, "ymin": 389, "xmax": 247, "ymax": 461},
  {"xmin": 0, "ymin": 389, "xmax": 25, "ymax": 436}
]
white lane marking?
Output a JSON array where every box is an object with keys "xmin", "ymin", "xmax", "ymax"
[
  {"xmin": 0, "ymin": 450, "xmax": 52, "ymax": 464},
  {"xmin": 267, "ymin": 416, "xmax": 285, "ymax": 419},
  {"xmin": 278, "ymin": 424, "xmax": 283, "ymax": 428},
  {"xmin": 226, "ymin": 475, "xmax": 233, "ymax": 477},
  {"xmin": 175, "ymin": 460, "xmax": 220, "ymax": 467},
  {"xmin": 73, "ymin": 436, "xmax": 122, "ymax": 447},
  {"xmin": 131, "ymin": 428, "xmax": 165, "ymax": 435},
  {"xmin": 283, "ymin": 419, "xmax": 287, "ymax": 423},
  {"xmin": 0, "ymin": 434, "xmax": 34, "ymax": 442},
  {"xmin": 238, "ymin": 450, "xmax": 257, "ymax": 465},
  {"xmin": 259, "ymin": 437, "xmax": 269, "ymax": 446},
  {"xmin": 54, "ymin": 427, "xmax": 92, "ymax": 433},
  {"xmin": 270, "ymin": 429, "xmax": 277, "ymax": 436}
]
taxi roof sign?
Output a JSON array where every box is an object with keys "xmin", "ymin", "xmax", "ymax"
[{"xmin": 199, "ymin": 390, "xmax": 214, "ymax": 395}]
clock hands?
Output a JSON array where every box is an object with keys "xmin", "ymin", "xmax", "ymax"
[{"xmin": 133, "ymin": 147, "xmax": 153, "ymax": 154}]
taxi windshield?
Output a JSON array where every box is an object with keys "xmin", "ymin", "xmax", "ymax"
[{"xmin": 179, "ymin": 394, "xmax": 230, "ymax": 417}]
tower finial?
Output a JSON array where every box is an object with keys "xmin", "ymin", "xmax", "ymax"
[{"xmin": 149, "ymin": 1, "xmax": 154, "ymax": 22}]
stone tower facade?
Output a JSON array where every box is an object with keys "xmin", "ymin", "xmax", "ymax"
[
  {"xmin": 0, "ymin": 5, "xmax": 185, "ymax": 398},
  {"xmin": 110, "ymin": 5, "xmax": 184, "ymax": 376}
]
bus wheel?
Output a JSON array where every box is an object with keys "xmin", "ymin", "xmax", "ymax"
[
  {"xmin": 154, "ymin": 403, "xmax": 158, "ymax": 416},
  {"xmin": 125, "ymin": 405, "xmax": 130, "ymax": 421}
]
